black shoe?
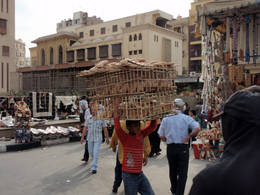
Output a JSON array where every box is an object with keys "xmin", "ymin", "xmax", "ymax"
[
  {"xmin": 112, "ymin": 187, "xmax": 118, "ymax": 193},
  {"xmin": 92, "ymin": 170, "xmax": 97, "ymax": 174},
  {"xmin": 81, "ymin": 158, "xmax": 88, "ymax": 162}
]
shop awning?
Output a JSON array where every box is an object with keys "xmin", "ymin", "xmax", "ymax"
[{"xmin": 174, "ymin": 77, "xmax": 199, "ymax": 83}]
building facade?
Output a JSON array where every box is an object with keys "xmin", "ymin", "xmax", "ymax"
[
  {"xmin": 189, "ymin": 0, "xmax": 213, "ymax": 75},
  {"xmin": 0, "ymin": 0, "xmax": 16, "ymax": 95},
  {"xmin": 167, "ymin": 16, "xmax": 189, "ymax": 76},
  {"xmin": 15, "ymin": 39, "xmax": 27, "ymax": 67},
  {"xmin": 56, "ymin": 11, "xmax": 103, "ymax": 33},
  {"xmin": 22, "ymin": 10, "xmax": 184, "ymax": 95}
]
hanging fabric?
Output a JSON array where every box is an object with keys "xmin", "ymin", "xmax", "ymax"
[
  {"xmin": 232, "ymin": 17, "xmax": 238, "ymax": 65},
  {"xmin": 245, "ymin": 15, "xmax": 251, "ymax": 63},
  {"xmin": 253, "ymin": 14, "xmax": 257, "ymax": 64},
  {"xmin": 225, "ymin": 17, "xmax": 231, "ymax": 63},
  {"xmin": 239, "ymin": 21, "xmax": 245, "ymax": 61}
]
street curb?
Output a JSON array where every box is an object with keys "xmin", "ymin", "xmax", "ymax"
[
  {"xmin": 0, "ymin": 145, "xmax": 7, "ymax": 153},
  {"xmin": 41, "ymin": 137, "xmax": 70, "ymax": 146},
  {"xmin": 0, "ymin": 136, "xmax": 81, "ymax": 153}
]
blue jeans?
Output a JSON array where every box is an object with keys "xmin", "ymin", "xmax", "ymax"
[
  {"xmin": 122, "ymin": 171, "xmax": 155, "ymax": 195},
  {"xmin": 88, "ymin": 141, "xmax": 101, "ymax": 171}
]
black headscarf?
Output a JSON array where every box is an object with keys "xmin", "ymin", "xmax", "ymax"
[{"xmin": 189, "ymin": 86, "xmax": 260, "ymax": 195}]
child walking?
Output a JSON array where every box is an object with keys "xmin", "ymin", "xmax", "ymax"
[{"xmin": 113, "ymin": 99, "xmax": 157, "ymax": 195}]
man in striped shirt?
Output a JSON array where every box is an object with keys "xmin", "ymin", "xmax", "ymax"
[
  {"xmin": 113, "ymin": 99, "xmax": 157, "ymax": 195},
  {"xmin": 81, "ymin": 103, "xmax": 109, "ymax": 174}
]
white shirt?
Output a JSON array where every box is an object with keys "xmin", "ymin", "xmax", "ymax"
[{"xmin": 79, "ymin": 99, "xmax": 88, "ymax": 113}]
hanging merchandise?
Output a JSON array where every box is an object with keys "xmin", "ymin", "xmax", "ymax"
[
  {"xmin": 232, "ymin": 17, "xmax": 238, "ymax": 65},
  {"xmin": 14, "ymin": 101, "xmax": 32, "ymax": 143},
  {"xmin": 225, "ymin": 17, "xmax": 231, "ymax": 63},
  {"xmin": 245, "ymin": 15, "xmax": 251, "ymax": 63},
  {"xmin": 253, "ymin": 14, "xmax": 257, "ymax": 64}
]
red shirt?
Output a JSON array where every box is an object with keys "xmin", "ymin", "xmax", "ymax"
[{"xmin": 114, "ymin": 117, "xmax": 157, "ymax": 173}]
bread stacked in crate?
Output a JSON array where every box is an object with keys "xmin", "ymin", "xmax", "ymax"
[{"xmin": 78, "ymin": 58, "xmax": 177, "ymax": 121}]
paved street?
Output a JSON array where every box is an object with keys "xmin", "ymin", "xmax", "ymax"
[{"xmin": 0, "ymin": 142, "xmax": 208, "ymax": 195}]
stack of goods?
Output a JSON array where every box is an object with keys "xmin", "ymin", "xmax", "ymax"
[
  {"xmin": 78, "ymin": 58, "xmax": 177, "ymax": 120},
  {"xmin": 14, "ymin": 101, "xmax": 32, "ymax": 143},
  {"xmin": 30, "ymin": 126, "xmax": 80, "ymax": 141},
  {"xmin": 193, "ymin": 128, "xmax": 222, "ymax": 161},
  {"xmin": 228, "ymin": 64, "xmax": 244, "ymax": 84}
]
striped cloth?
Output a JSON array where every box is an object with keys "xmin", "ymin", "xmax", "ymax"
[{"xmin": 85, "ymin": 117, "xmax": 107, "ymax": 142}]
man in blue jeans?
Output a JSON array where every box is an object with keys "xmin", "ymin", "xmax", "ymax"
[{"xmin": 80, "ymin": 103, "xmax": 109, "ymax": 174}]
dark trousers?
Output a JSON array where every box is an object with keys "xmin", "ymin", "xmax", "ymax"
[
  {"xmin": 113, "ymin": 154, "xmax": 122, "ymax": 189},
  {"xmin": 167, "ymin": 143, "xmax": 189, "ymax": 195},
  {"xmin": 83, "ymin": 140, "xmax": 89, "ymax": 161},
  {"xmin": 149, "ymin": 126, "xmax": 161, "ymax": 156}
]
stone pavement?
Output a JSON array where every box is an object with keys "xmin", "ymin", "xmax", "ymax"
[{"xmin": 0, "ymin": 141, "xmax": 209, "ymax": 195}]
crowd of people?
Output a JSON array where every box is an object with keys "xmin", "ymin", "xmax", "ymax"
[{"xmin": 78, "ymin": 85, "xmax": 260, "ymax": 194}]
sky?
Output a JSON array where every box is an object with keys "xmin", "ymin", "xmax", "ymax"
[{"xmin": 16, "ymin": 0, "xmax": 193, "ymax": 57}]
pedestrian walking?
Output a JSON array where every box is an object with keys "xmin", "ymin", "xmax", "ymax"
[
  {"xmin": 189, "ymin": 86, "xmax": 260, "ymax": 195},
  {"xmin": 113, "ymin": 98, "xmax": 157, "ymax": 195},
  {"xmin": 148, "ymin": 120, "xmax": 161, "ymax": 157},
  {"xmin": 81, "ymin": 103, "xmax": 110, "ymax": 174},
  {"xmin": 110, "ymin": 120, "xmax": 151, "ymax": 193},
  {"xmin": 158, "ymin": 98, "xmax": 200, "ymax": 195}
]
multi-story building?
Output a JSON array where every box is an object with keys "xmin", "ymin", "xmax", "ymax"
[
  {"xmin": 0, "ymin": 0, "xmax": 16, "ymax": 95},
  {"xmin": 56, "ymin": 11, "xmax": 103, "ymax": 33},
  {"xmin": 21, "ymin": 10, "xmax": 184, "ymax": 95},
  {"xmin": 189, "ymin": 0, "xmax": 213, "ymax": 75},
  {"xmin": 167, "ymin": 16, "xmax": 189, "ymax": 76},
  {"xmin": 15, "ymin": 39, "xmax": 27, "ymax": 67}
]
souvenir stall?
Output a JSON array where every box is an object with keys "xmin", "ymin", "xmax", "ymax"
[
  {"xmin": 14, "ymin": 101, "xmax": 32, "ymax": 143},
  {"xmin": 194, "ymin": 0, "xmax": 260, "ymax": 159},
  {"xmin": 77, "ymin": 58, "xmax": 177, "ymax": 121}
]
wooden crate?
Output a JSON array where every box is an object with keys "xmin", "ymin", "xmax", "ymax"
[{"xmin": 91, "ymin": 91, "xmax": 177, "ymax": 121}]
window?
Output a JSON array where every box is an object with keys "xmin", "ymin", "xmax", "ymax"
[
  {"xmin": 41, "ymin": 49, "xmax": 45, "ymax": 65},
  {"xmin": 139, "ymin": 50, "xmax": 142, "ymax": 54},
  {"xmin": 134, "ymin": 50, "xmax": 137, "ymax": 55},
  {"xmin": 1, "ymin": 0, "xmax": 3, "ymax": 12},
  {"xmin": 99, "ymin": 45, "xmax": 108, "ymax": 58},
  {"xmin": 112, "ymin": 25, "xmax": 118, "ymax": 32},
  {"xmin": 129, "ymin": 51, "xmax": 132, "ymax": 55},
  {"xmin": 0, "ymin": 18, "xmax": 7, "ymax": 35},
  {"xmin": 58, "ymin": 46, "xmax": 63, "ymax": 64},
  {"xmin": 6, "ymin": 63, "xmax": 8, "ymax": 91},
  {"xmin": 87, "ymin": 47, "xmax": 96, "ymax": 60},
  {"xmin": 2, "ymin": 46, "xmax": 9, "ymax": 56},
  {"xmin": 77, "ymin": 49, "xmax": 85, "ymax": 61},
  {"xmin": 50, "ymin": 48, "xmax": 53, "ymax": 64},
  {"xmin": 125, "ymin": 22, "xmax": 131, "ymax": 28},
  {"xmin": 112, "ymin": 43, "xmax": 122, "ymax": 57},
  {"xmin": 90, "ymin": 29, "xmax": 94, "ymax": 36},
  {"xmin": 1, "ymin": 63, "xmax": 3, "ymax": 88},
  {"xmin": 129, "ymin": 35, "xmax": 132, "ymax": 42},
  {"xmin": 79, "ymin": 32, "xmax": 84, "ymax": 38},
  {"xmin": 70, "ymin": 40, "xmax": 76, "ymax": 46},
  {"xmin": 67, "ymin": 51, "xmax": 74, "ymax": 62},
  {"xmin": 134, "ymin": 34, "xmax": 137, "ymax": 41},
  {"xmin": 6, "ymin": 0, "xmax": 8, "ymax": 13},
  {"xmin": 101, "ymin": 27, "xmax": 106, "ymax": 35},
  {"xmin": 139, "ymin": 33, "xmax": 142, "ymax": 40}
]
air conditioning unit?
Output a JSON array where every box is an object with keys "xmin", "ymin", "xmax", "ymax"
[{"xmin": 190, "ymin": 71, "xmax": 196, "ymax": 77}]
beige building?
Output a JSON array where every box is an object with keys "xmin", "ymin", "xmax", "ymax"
[
  {"xmin": 15, "ymin": 39, "xmax": 27, "ymax": 67},
  {"xmin": 167, "ymin": 16, "xmax": 189, "ymax": 75},
  {"xmin": 70, "ymin": 10, "xmax": 183, "ymax": 74},
  {"xmin": 0, "ymin": 0, "xmax": 16, "ymax": 95},
  {"xmin": 56, "ymin": 11, "xmax": 103, "ymax": 33},
  {"xmin": 23, "ymin": 10, "xmax": 184, "ymax": 94}
]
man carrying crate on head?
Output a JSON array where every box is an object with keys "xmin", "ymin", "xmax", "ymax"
[{"xmin": 113, "ymin": 98, "xmax": 157, "ymax": 195}]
